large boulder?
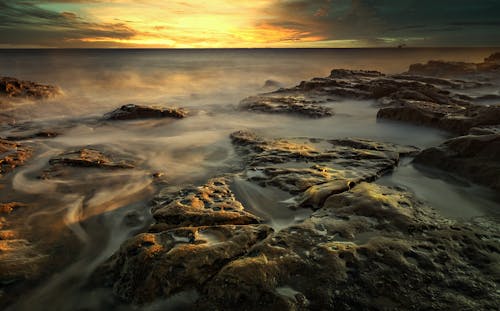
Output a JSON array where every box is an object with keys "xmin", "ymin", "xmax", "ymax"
[
  {"xmin": 104, "ymin": 104, "xmax": 187, "ymax": 120},
  {"xmin": 414, "ymin": 134, "xmax": 500, "ymax": 191}
]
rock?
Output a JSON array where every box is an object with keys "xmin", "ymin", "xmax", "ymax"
[
  {"xmin": 377, "ymin": 103, "xmax": 500, "ymax": 135},
  {"xmin": 469, "ymin": 125, "xmax": 500, "ymax": 135},
  {"xmin": 0, "ymin": 203, "xmax": 27, "ymax": 215},
  {"xmin": 240, "ymin": 95, "xmax": 333, "ymax": 118},
  {"xmin": 0, "ymin": 201, "xmax": 46, "ymax": 295},
  {"xmin": 262, "ymin": 80, "xmax": 283, "ymax": 90},
  {"xmin": 150, "ymin": 177, "xmax": 262, "ymax": 232},
  {"xmin": 48, "ymin": 148, "xmax": 134, "ymax": 170},
  {"xmin": 408, "ymin": 60, "xmax": 478, "ymax": 77},
  {"xmin": 230, "ymin": 130, "xmax": 418, "ymax": 195},
  {"xmin": 0, "ymin": 139, "xmax": 31, "ymax": 177},
  {"xmin": 484, "ymin": 52, "xmax": 500, "ymax": 64},
  {"xmin": 329, "ymin": 69, "xmax": 384, "ymax": 79},
  {"xmin": 94, "ymin": 176, "xmax": 269, "ymax": 303},
  {"xmin": 94, "ymin": 131, "xmax": 498, "ymax": 309},
  {"xmin": 407, "ymin": 52, "xmax": 500, "ymax": 77},
  {"xmin": 414, "ymin": 134, "xmax": 500, "ymax": 191},
  {"xmin": 0, "ymin": 77, "xmax": 60, "ymax": 99},
  {"xmin": 5, "ymin": 130, "xmax": 59, "ymax": 141},
  {"xmin": 391, "ymin": 74, "xmax": 488, "ymax": 89},
  {"xmin": 104, "ymin": 104, "xmax": 187, "ymax": 120},
  {"xmin": 198, "ymin": 183, "xmax": 499, "ymax": 310},
  {"xmin": 0, "ymin": 239, "xmax": 46, "ymax": 283},
  {"xmin": 95, "ymin": 224, "xmax": 272, "ymax": 304},
  {"xmin": 240, "ymin": 65, "xmax": 473, "ymax": 121}
]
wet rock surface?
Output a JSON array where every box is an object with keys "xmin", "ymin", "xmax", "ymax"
[
  {"xmin": 0, "ymin": 139, "xmax": 31, "ymax": 177},
  {"xmin": 150, "ymin": 177, "xmax": 262, "ymax": 231},
  {"xmin": 94, "ymin": 176, "xmax": 269, "ymax": 303},
  {"xmin": 48, "ymin": 148, "xmax": 135, "ymax": 170},
  {"xmin": 104, "ymin": 104, "xmax": 187, "ymax": 120},
  {"xmin": 198, "ymin": 183, "xmax": 499, "ymax": 310},
  {"xmin": 415, "ymin": 134, "xmax": 500, "ymax": 191},
  {"xmin": 0, "ymin": 201, "xmax": 47, "ymax": 306},
  {"xmin": 2, "ymin": 53, "xmax": 500, "ymax": 310},
  {"xmin": 92, "ymin": 132, "xmax": 500, "ymax": 309},
  {"xmin": 240, "ymin": 95, "xmax": 333, "ymax": 118},
  {"xmin": 230, "ymin": 130, "xmax": 418, "ymax": 196},
  {"xmin": 0, "ymin": 77, "xmax": 60, "ymax": 99}
]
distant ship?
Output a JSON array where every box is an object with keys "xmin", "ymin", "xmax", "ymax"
[{"xmin": 397, "ymin": 43, "xmax": 407, "ymax": 48}]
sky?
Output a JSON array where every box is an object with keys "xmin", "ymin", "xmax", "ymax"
[{"xmin": 0, "ymin": 0, "xmax": 499, "ymax": 48}]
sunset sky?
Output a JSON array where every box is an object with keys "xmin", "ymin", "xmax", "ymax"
[{"xmin": 1, "ymin": 0, "xmax": 499, "ymax": 48}]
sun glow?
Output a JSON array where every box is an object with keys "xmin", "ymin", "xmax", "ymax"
[{"xmin": 41, "ymin": 0, "xmax": 332, "ymax": 48}]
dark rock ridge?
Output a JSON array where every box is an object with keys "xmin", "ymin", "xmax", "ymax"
[
  {"xmin": 90, "ymin": 132, "xmax": 500, "ymax": 309},
  {"xmin": 48, "ymin": 148, "xmax": 134, "ymax": 169},
  {"xmin": 240, "ymin": 95, "xmax": 333, "ymax": 118},
  {"xmin": 104, "ymin": 104, "xmax": 187, "ymax": 120},
  {"xmin": 407, "ymin": 52, "xmax": 500, "ymax": 77},
  {"xmin": 377, "ymin": 101, "xmax": 500, "ymax": 135},
  {"xmin": 0, "ymin": 77, "xmax": 60, "ymax": 99},
  {"xmin": 414, "ymin": 134, "xmax": 500, "ymax": 191},
  {"xmin": 241, "ymin": 59, "xmax": 500, "ymax": 134}
]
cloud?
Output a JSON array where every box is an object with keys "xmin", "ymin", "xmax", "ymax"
[
  {"xmin": 0, "ymin": 0, "xmax": 138, "ymax": 47},
  {"xmin": 249, "ymin": 0, "xmax": 500, "ymax": 46},
  {"xmin": 0, "ymin": 0, "xmax": 499, "ymax": 47}
]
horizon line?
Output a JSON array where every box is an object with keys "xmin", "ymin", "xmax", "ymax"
[{"xmin": 1, "ymin": 46, "xmax": 500, "ymax": 50}]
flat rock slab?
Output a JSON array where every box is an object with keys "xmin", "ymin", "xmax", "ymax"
[
  {"xmin": 0, "ymin": 77, "xmax": 60, "ymax": 99},
  {"xmin": 48, "ymin": 148, "xmax": 134, "ymax": 169},
  {"xmin": 231, "ymin": 130, "xmax": 418, "ymax": 197},
  {"xmin": 414, "ymin": 134, "xmax": 500, "ymax": 191},
  {"xmin": 104, "ymin": 104, "xmax": 187, "ymax": 120}
]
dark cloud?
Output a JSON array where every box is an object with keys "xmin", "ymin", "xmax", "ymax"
[
  {"xmin": 0, "ymin": 0, "xmax": 137, "ymax": 47},
  {"xmin": 257, "ymin": 0, "xmax": 500, "ymax": 46}
]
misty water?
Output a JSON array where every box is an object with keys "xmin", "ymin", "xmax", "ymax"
[{"xmin": 1, "ymin": 48, "xmax": 499, "ymax": 310}]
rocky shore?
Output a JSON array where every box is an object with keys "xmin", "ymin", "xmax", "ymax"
[{"xmin": 1, "ymin": 53, "xmax": 499, "ymax": 310}]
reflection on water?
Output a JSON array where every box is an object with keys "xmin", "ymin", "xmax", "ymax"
[{"xmin": 1, "ymin": 48, "xmax": 499, "ymax": 310}]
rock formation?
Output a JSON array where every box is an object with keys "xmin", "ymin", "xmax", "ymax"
[
  {"xmin": 0, "ymin": 77, "xmax": 60, "ymax": 99},
  {"xmin": 415, "ymin": 134, "xmax": 500, "ymax": 191},
  {"xmin": 104, "ymin": 104, "xmax": 187, "ymax": 120}
]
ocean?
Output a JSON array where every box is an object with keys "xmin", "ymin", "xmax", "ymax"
[{"xmin": 1, "ymin": 48, "xmax": 499, "ymax": 310}]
